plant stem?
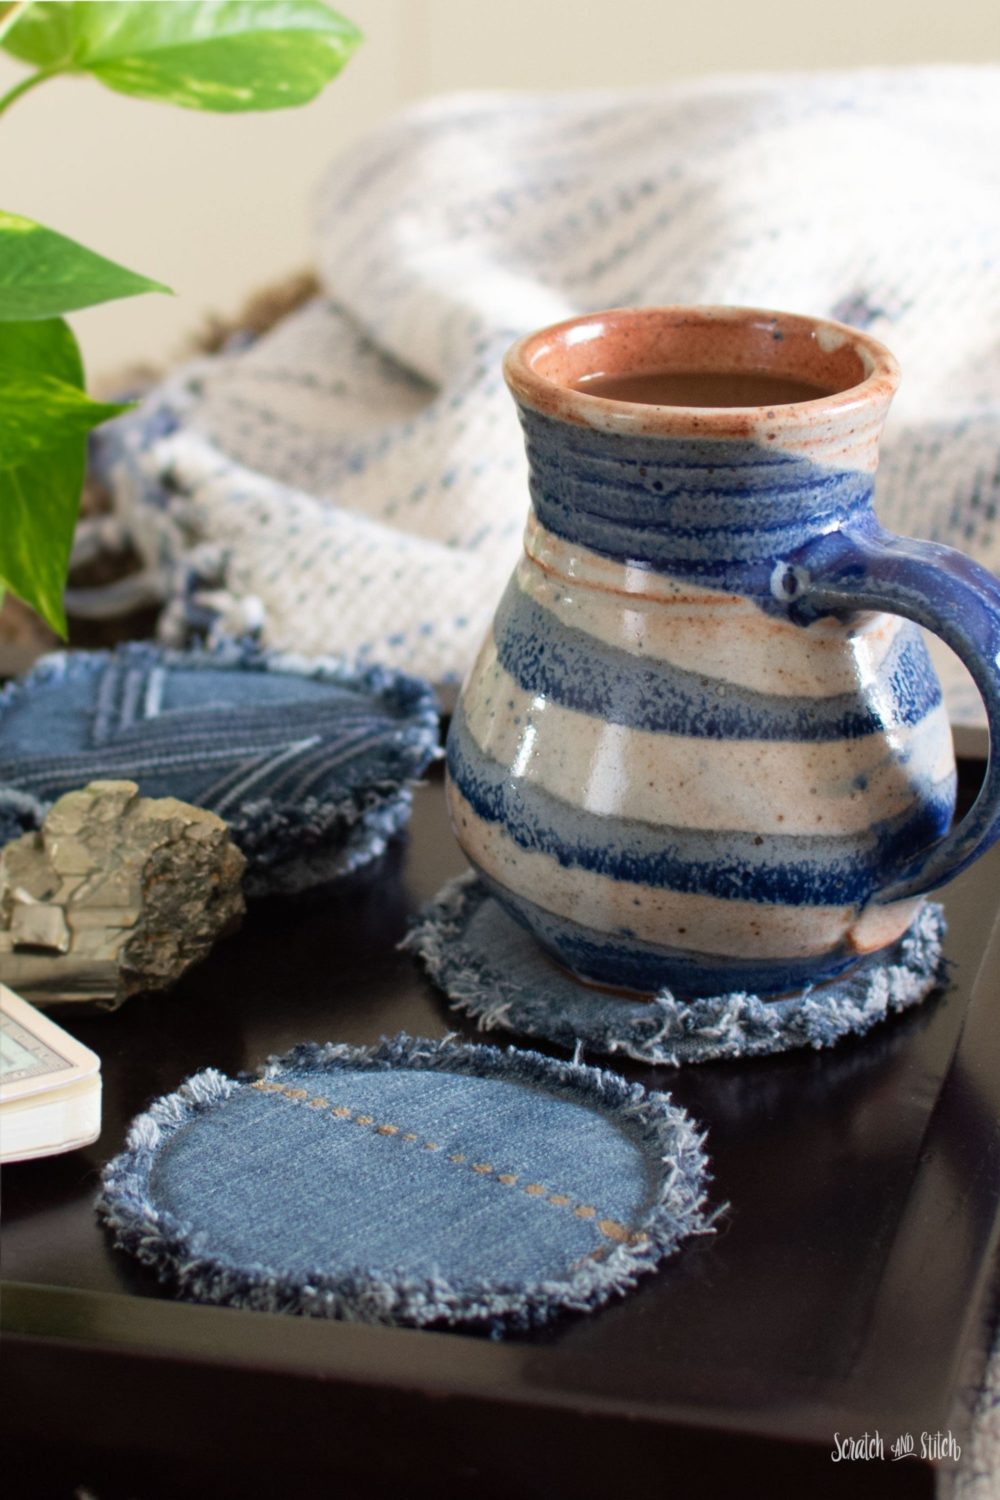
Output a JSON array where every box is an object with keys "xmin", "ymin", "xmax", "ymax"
[{"xmin": 0, "ymin": 66, "xmax": 58, "ymax": 118}]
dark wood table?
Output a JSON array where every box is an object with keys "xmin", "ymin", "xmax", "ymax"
[{"xmin": 3, "ymin": 763, "xmax": 999, "ymax": 1499}]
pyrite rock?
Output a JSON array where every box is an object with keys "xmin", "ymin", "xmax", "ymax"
[{"xmin": 0, "ymin": 781, "xmax": 246, "ymax": 1007}]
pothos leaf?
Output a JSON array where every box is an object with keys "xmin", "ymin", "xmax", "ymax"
[
  {"xmin": 3, "ymin": 2, "xmax": 362, "ymax": 111},
  {"xmin": 0, "ymin": 5, "xmax": 36, "ymax": 48},
  {"xmin": 0, "ymin": 319, "xmax": 132, "ymax": 636},
  {"xmin": 0, "ymin": 209, "xmax": 170, "ymax": 321}
]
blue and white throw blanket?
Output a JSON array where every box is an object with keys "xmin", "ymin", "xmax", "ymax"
[{"xmin": 93, "ymin": 66, "xmax": 1000, "ymax": 724}]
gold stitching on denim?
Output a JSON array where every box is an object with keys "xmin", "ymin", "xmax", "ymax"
[{"xmin": 258, "ymin": 1087, "xmax": 644, "ymax": 1244}]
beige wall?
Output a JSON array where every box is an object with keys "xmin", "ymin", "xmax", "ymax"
[{"xmin": 2, "ymin": 0, "xmax": 996, "ymax": 380}]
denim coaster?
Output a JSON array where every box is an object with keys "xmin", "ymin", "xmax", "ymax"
[
  {"xmin": 97, "ymin": 1034, "xmax": 715, "ymax": 1334},
  {"xmin": 406, "ymin": 873, "xmax": 949, "ymax": 1067},
  {"xmin": 0, "ymin": 640, "xmax": 439, "ymax": 896}
]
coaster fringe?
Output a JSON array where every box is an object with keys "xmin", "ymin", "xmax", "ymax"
[{"xmin": 404, "ymin": 873, "xmax": 948, "ymax": 1066}]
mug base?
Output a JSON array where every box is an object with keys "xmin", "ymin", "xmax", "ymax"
[
  {"xmin": 550, "ymin": 951, "xmax": 885, "ymax": 1006},
  {"xmin": 407, "ymin": 872, "xmax": 948, "ymax": 1067},
  {"xmin": 476, "ymin": 869, "xmax": 888, "ymax": 1000}
]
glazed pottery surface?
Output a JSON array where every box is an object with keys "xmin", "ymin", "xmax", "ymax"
[{"xmin": 446, "ymin": 307, "xmax": 1000, "ymax": 997}]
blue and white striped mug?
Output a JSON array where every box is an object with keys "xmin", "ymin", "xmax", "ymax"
[{"xmin": 446, "ymin": 307, "xmax": 1000, "ymax": 998}]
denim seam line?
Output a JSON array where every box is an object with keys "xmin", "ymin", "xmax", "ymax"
[{"xmin": 252, "ymin": 1079, "xmax": 645, "ymax": 1247}]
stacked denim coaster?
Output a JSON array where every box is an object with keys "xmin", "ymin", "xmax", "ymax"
[
  {"xmin": 0, "ymin": 640, "xmax": 439, "ymax": 896},
  {"xmin": 406, "ymin": 873, "xmax": 948, "ymax": 1067},
  {"xmin": 98, "ymin": 1034, "xmax": 715, "ymax": 1334}
]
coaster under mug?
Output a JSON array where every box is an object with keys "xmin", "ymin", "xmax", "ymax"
[{"xmin": 406, "ymin": 873, "xmax": 947, "ymax": 1067}]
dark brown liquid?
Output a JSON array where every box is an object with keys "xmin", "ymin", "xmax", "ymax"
[{"xmin": 573, "ymin": 368, "xmax": 836, "ymax": 408}]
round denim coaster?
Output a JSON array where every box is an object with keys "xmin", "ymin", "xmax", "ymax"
[
  {"xmin": 405, "ymin": 873, "xmax": 948, "ymax": 1067},
  {"xmin": 97, "ymin": 1034, "xmax": 715, "ymax": 1334},
  {"xmin": 0, "ymin": 639, "xmax": 439, "ymax": 896}
]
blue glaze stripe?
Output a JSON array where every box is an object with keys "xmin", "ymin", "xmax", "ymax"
[
  {"xmin": 492, "ymin": 579, "xmax": 942, "ymax": 741},
  {"xmin": 517, "ymin": 406, "xmax": 875, "ymax": 584},
  {"xmin": 527, "ymin": 447, "xmax": 868, "ymax": 519},
  {"xmin": 474, "ymin": 871, "xmax": 862, "ymax": 997},
  {"xmin": 448, "ymin": 706, "xmax": 955, "ymax": 907}
]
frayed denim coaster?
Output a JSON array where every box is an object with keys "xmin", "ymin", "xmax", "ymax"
[
  {"xmin": 0, "ymin": 639, "xmax": 439, "ymax": 896},
  {"xmin": 97, "ymin": 1034, "xmax": 716, "ymax": 1335},
  {"xmin": 405, "ymin": 874, "xmax": 948, "ymax": 1067}
]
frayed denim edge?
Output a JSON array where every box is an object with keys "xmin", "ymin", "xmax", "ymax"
[
  {"xmin": 238, "ymin": 784, "xmax": 418, "ymax": 897},
  {"xmin": 0, "ymin": 639, "xmax": 441, "ymax": 891},
  {"xmin": 403, "ymin": 872, "xmax": 949, "ymax": 1067},
  {"xmin": 0, "ymin": 778, "xmax": 423, "ymax": 895},
  {"xmin": 96, "ymin": 1033, "xmax": 718, "ymax": 1336}
]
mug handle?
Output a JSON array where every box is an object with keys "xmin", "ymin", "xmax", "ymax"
[{"xmin": 773, "ymin": 521, "xmax": 1000, "ymax": 904}]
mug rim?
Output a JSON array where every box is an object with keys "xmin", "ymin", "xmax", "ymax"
[{"xmin": 503, "ymin": 305, "xmax": 901, "ymax": 439}]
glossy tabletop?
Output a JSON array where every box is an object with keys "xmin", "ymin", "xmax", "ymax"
[{"xmin": 2, "ymin": 763, "xmax": 999, "ymax": 1500}]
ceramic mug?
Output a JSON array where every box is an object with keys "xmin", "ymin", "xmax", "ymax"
[{"xmin": 445, "ymin": 306, "xmax": 1000, "ymax": 998}]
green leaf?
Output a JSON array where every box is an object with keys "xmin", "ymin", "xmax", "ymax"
[
  {"xmin": 0, "ymin": 320, "xmax": 132, "ymax": 635},
  {"xmin": 2, "ymin": 1, "xmax": 71, "ymax": 64},
  {"xmin": 2, "ymin": 439, "xmax": 81, "ymax": 635},
  {"xmin": 0, "ymin": 5, "xmax": 35, "ymax": 48},
  {"xmin": 0, "ymin": 370, "xmax": 128, "ymax": 465},
  {"xmin": 4, "ymin": 2, "xmax": 362, "ymax": 111},
  {"xmin": 0, "ymin": 210, "xmax": 171, "ymax": 321},
  {"xmin": 2, "ymin": 314, "xmax": 83, "ymax": 386},
  {"xmin": 2, "ymin": 0, "xmax": 90, "ymax": 64}
]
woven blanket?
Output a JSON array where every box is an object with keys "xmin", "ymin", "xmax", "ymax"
[{"xmin": 93, "ymin": 67, "xmax": 1000, "ymax": 728}]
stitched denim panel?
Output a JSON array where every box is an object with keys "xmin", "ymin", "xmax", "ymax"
[
  {"xmin": 0, "ymin": 641, "xmax": 440, "ymax": 893},
  {"xmin": 148, "ymin": 1070, "xmax": 654, "ymax": 1282}
]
